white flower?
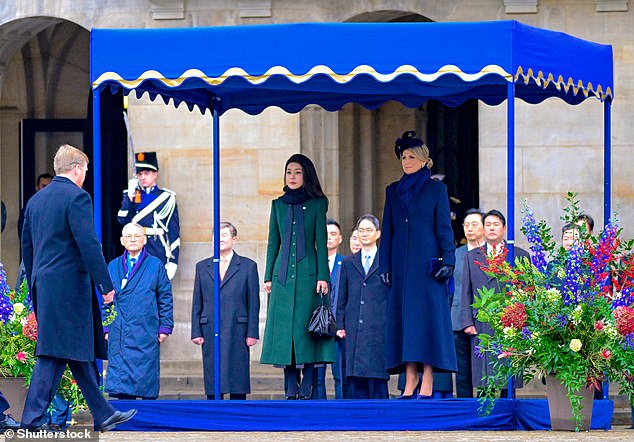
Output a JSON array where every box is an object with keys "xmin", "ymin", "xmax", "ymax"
[
  {"xmin": 569, "ymin": 339, "xmax": 582, "ymax": 352},
  {"xmin": 13, "ymin": 302, "xmax": 25, "ymax": 314}
]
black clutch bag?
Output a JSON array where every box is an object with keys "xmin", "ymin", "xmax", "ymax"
[
  {"xmin": 307, "ymin": 292, "xmax": 336, "ymax": 339},
  {"xmin": 429, "ymin": 257, "xmax": 443, "ymax": 276}
]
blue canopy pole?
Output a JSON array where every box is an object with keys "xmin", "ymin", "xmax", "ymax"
[
  {"xmin": 506, "ymin": 81, "xmax": 516, "ymax": 399},
  {"xmin": 92, "ymin": 87, "xmax": 104, "ymax": 382},
  {"xmin": 602, "ymin": 99, "xmax": 612, "ymax": 401},
  {"xmin": 603, "ymin": 100, "xmax": 612, "ymax": 226},
  {"xmin": 212, "ymin": 98, "xmax": 221, "ymax": 400},
  {"xmin": 92, "ymin": 89, "xmax": 103, "ymax": 241}
]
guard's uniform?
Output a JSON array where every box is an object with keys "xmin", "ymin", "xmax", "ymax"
[
  {"xmin": 117, "ymin": 186, "xmax": 180, "ymax": 268},
  {"xmin": 117, "ymin": 151, "xmax": 180, "ymax": 276}
]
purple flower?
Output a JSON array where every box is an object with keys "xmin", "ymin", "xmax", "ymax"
[
  {"xmin": 562, "ymin": 244, "xmax": 583, "ymax": 306},
  {"xmin": 0, "ymin": 263, "xmax": 11, "ymax": 297},
  {"xmin": 521, "ymin": 208, "xmax": 548, "ymax": 274},
  {"xmin": 556, "ymin": 314, "xmax": 568, "ymax": 328},
  {"xmin": 474, "ymin": 345, "xmax": 484, "ymax": 359},
  {"xmin": 613, "ymin": 287, "xmax": 634, "ymax": 309},
  {"xmin": 521, "ymin": 327, "xmax": 533, "ymax": 340},
  {"xmin": 0, "ymin": 293, "xmax": 12, "ymax": 324},
  {"xmin": 622, "ymin": 333, "xmax": 634, "ymax": 350}
]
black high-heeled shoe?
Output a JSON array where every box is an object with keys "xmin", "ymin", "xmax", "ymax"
[
  {"xmin": 417, "ymin": 394, "xmax": 433, "ymax": 400},
  {"xmin": 397, "ymin": 394, "xmax": 414, "ymax": 399},
  {"xmin": 413, "ymin": 378, "xmax": 422, "ymax": 397}
]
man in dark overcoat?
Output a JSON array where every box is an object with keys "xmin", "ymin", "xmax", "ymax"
[
  {"xmin": 105, "ymin": 222, "xmax": 173, "ymax": 399},
  {"xmin": 191, "ymin": 222, "xmax": 260, "ymax": 399},
  {"xmin": 21, "ymin": 144, "xmax": 136, "ymax": 431},
  {"xmin": 336, "ymin": 215, "xmax": 389, "ymax": 399},
  {"xmin": 459, "ymin": 209, "xmax": 529, "ymax": 394}
]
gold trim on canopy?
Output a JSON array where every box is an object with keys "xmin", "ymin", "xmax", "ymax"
[{"xmin": 515, "ymin": 66, "xmax": 612, "ymax": 101}]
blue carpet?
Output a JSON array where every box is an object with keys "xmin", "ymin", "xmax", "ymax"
[{"xmin": 110, "ymin": 398, "xmax": 613, "ymax": 431}]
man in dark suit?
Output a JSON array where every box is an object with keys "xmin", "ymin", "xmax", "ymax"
[
  {"xmin": 0, "ymin": 391, "xmax": 19, "ymax": 431},
  {"xmin": 450, "ymin": 209, "xmax": 486, "ymax": 398},
  {"xmin": 336, "ymin": 214, "xmax": 389, "ymax": 399},
  {"xmin": 312, "ymin": 218, "xmax": 345, "ymax": 399},
  {"xmin": 191, "ymin": 222, "xmax": 260, "ymax": 399},
  {"xmin": 459, "ymin": 209, "xmax": 529, "ymax": 395},
  {"xmin": 21, "ymin": 144, "xmax": 136, "ymax": 431}
]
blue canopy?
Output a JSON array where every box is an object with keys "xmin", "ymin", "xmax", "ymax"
[
  {"xmin": 90, "ymin": 20, "xmax": 614, "ymax": 400},
  {"xmin": 91, "ymin": 20, "xmax": 613, "ymax": 115}
]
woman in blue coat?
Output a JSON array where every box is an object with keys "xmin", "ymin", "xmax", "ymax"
[
  {"xmin": 104, "ymin": 223, "xmax": 174, "ymax": 399},
  {"xmin": 378, "ymin": 131, "xmax": 457, "ymax": 399}
]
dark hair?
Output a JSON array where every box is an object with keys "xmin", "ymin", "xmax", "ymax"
[
  {"xmin": 463, "ymin": 208, "xmax": 485, "ymax": 224},
  {"xmin": 219, "ymin": 221, "xmax": 237, "ymax": 237},
  {"xmin": 561, "ymin": 223, "xmax": 579, "ymax": 238},
  {"xmin": 483, "ymin": 209, "xmax": 506, "ymax": 227},
  {"xmin": 356, "ymin": 214, "xmax": 380, "ymax": 230},
  {"xmin": 326, "ymin": 218, "xmax": 341, "ymax": 231},
  {"xmin": 284, "ymin": 154, "xmax": 326, "ymax": 199},
  {"xmin": 37, "ymin": 173, "xmax": 53, "ymax": 185},
  {"xmin": 351, "ymin": 226, "xmax": 358, "ymax": 234},
  {"xmin": 576, "ymin": 214, "xmax": 594, "ymax": 232}
]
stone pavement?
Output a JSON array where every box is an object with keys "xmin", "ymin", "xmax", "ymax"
[{"xmin": 96, "ymin": 427, "xmax": 634, "ymax": 442}]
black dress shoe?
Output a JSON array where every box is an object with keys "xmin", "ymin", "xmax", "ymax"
[
  {"xmin": 97, "ymin": 409, "xmax": 137, "ymax": 432},
  {"xmin": 397, "ymin": 394, "xmax": 414, "ymax": 399},
  {"xmin": 0, "ymin": 413, "xmax": 20, "ymax": 431}
]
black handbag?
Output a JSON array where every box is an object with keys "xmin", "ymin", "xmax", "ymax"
[{"xmin": 307, "ymin": 292, "xmax": 336, "ymax": 339}]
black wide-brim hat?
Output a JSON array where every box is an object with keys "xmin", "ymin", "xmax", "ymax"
[
  {"xmin": 135, "ymin": 152, "xmax": 159, "ymax": 172},
  {"xmin": 394, "ymin": 130, "xmax": 424, "ymax": 159}
]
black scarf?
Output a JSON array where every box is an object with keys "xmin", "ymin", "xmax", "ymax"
[
  {"xmin": 278, "ymin": 186, "xmax": 310, "ymax": 286},
  {"xmin": 397, "ymin": 167, "xmax": 431, "ymax": 212}
]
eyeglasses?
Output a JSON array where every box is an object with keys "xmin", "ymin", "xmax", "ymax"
[{"xmin": 123, "ymin": 234, "xmax": 144, "ymax": 240}]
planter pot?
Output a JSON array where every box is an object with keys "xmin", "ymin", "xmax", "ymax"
[
  {"xmin": 545, "ymin": 375, "xmax": 594, "ymax": 431},
  {"xmin": 0, "ymin": 376, "xmax": 28, "ymax": 422}
]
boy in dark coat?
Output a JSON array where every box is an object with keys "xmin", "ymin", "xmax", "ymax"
[{"xmin": 336, "ymin": 214, "xmax": 389, "ymax": 399}]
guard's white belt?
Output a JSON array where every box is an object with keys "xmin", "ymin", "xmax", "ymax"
[{"xmin": 144, "ymin": 227, "xmax": 164, "ymax": 236}]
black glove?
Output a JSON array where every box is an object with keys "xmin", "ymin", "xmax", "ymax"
[
  {"xmin": 434, "ymin": 265, "xmax": 454, "ymax": 281},
  {"xmin": 379, "ymin": 272, "xmax": 392, "ymax": 287}
]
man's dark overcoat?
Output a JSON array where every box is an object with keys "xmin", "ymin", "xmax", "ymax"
[
  {"xmin": 191, "ymin": 254, "xmax": 260, "ymax": 395},
  {"xmin": 336, "ymin": 251, "xmax": 389, "ymax": 380},
  {"xmin": 22, "ymin": 176, "xmax": 113, "ymax": 361}
]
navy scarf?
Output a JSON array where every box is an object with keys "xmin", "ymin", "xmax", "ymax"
[
  {"xmin": 397, "ymin": 167, "xmax": 431, "ymax": 212},
  {"xmin": 277, "ymin": 186, "xmax": 310, "ymax": 286}
]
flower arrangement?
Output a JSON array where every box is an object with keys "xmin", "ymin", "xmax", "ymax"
[
  {"xmin": 0, "ymin": 262, "xmax": 86, "ymax": 413},
  {"xmin": 474, "ymin": 193, "xmax": 634, "ymax": 429}
]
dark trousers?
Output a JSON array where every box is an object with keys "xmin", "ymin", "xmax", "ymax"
[
  {"xmin": 284, "ymin": 364, "xmax": 313, "ymax": 399},
  {"xmin": 312, "ymin": 341, "xmax": 344, "ymax": 399},
  {"xmin": 453, "ymin": 331, "xmax": 474, "ymax": 398},
  {"xmin": 0, "ymin": 391, "xmax": 9, "ymax": 414},
  {"xmin": 48, "ymin": 394, "xmax": 71, "ymax": 427},
  {"xmin": 21, "ymin": 356, "xmax": 115, "ymax": 428},
  {"xmin": 206, "ymin": 394, "xmax": 246, "ymax": 400},
  {"xmin": 347, "ymin": 377, "xmax": 389, "ymax": 399}
]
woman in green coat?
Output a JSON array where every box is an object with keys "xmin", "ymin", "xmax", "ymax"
[{"xmin": 261, "ymin": 153, "xmax": 335, "ymax": 399}]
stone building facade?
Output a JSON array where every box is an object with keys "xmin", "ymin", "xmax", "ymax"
[{"xmin": 1, "ymin": 1, "xmax": 632, "ymax": 370}]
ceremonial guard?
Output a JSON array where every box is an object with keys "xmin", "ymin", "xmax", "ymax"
[{"xmin": 117, "ymin": 152, "xmax": 180, "ymax": 280}]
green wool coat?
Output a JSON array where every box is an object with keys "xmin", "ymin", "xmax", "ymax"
[{"xmin": 260, "ymin": 196, "xmax": 336, "ymax": 365}]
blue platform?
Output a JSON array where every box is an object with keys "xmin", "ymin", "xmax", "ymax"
[{"xmin": 110, "ymin": 399, "xmax": 613, "ymax": 432}]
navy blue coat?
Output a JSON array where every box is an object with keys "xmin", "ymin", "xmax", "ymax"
[
  {"xmin": 329, "ymin": 253, "xmax": 344, "ymax": 320},
  {"xmin": 336, "ymin": 251, "xmax": 389, "ymax": 380},
  {"xmin": 379, "ymin": 178, "xmax": 457, "ymax": 374},
  {"xmin": 191, "ymin": 254, "xmax": 260, "ymax": 395},
  {"xmin": 22, "ymin": 176, "xmax": 113, "ymax": 361},
  {"xmin": 104, "ymin": 251, "xmax": 173, "ymax": 398}
]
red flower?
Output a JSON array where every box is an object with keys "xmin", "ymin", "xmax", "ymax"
[
  {"xmin": 500, "ymin": 302, "xmax": 528, "ymax": 329},
  {"xmin": 15, "ymin": 352, "xmax": 27, "ymax": 362},
  {"xmin": 595, "ymin": 320, "xmax": 605, "ymax": 331},
  {"xmin": 22, "ymin": 312, "xmax": 38, "ymax": 341},
  {"xmin": 614, "ymin": 306, "xmax": 634, "ymax": 336},
  {"xmin": 602, "ymin": 350, "xmax": 612, "ymax": 359}
]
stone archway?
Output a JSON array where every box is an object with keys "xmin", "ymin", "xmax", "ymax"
[{"xmin": 0, "ymin": 17, "xmax": 91, "ymax": 282}]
